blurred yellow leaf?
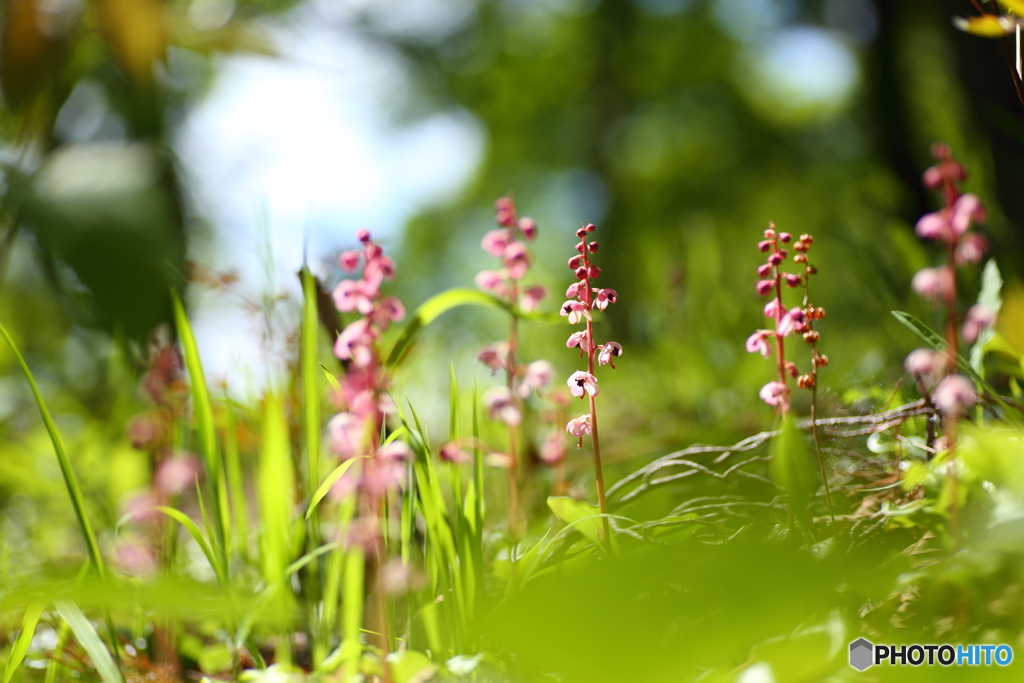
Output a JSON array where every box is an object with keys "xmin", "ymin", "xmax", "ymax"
[
  {"xmin": 98, "ymin": 0, "xmax": 167, "ymax": 83},
  {"xmin": 953, "ymin": 14, "xmax": 1016, "ymax": 37},
  {"xmin": 998, "ymin": 0, "xmax": 1024, "ymax": 16},
  {"xmin": 997, "ymin": 283, "xmax": 1024, "ymax": 355}
]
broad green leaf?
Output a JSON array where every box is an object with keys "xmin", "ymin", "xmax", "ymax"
[
  {"xmin": 970, "ymin": 259, "xmax": 1003, "ymax": 374},
  {"xmin": 258, "ymin": 393, "xmax": 295, "ymax": 586},
  {"xmin": 55, "ymin": 601, "xmax": 121, "ymax": 683},
  {"xmin": 306, "ymin": 458, "xmax": 363, "ymax": 520},
  {"xmin": 0, "ymin": 323, "xmax": 105, "ymax": 578},
  {"xmin": 506, "ymin": 529, "xmax": 551, "ymax": 594},
  {"xmin": 770, "ymin": 414, "xmax": 816, "ymax": 522},
  {"xmin": 3, "ymin": 601, "xmax": 46, "ymax": 683},
  {"xmin": 547, "ymin": 497, "xmax": 604, "ymax": 545},
  {"xmin": 387, "ymin": 650, "xmax": 437, "ymax": 683}
]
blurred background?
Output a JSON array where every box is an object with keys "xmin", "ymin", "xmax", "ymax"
[{"xmin": 1, "ymin": 0, "xmax": 1023, "ymax": 561}]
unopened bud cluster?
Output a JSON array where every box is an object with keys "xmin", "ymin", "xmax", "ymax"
[{"xmin": 747, "ymin": 223, "xmax": 828, "ymax": 413}]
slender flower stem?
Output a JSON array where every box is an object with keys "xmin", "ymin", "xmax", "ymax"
[
  {"xmin": 802, "ymin": 276, "xmax": 834, "ymax": 523},
  {"xmin": 507, "ymin": 259, "xmax": 521, "ymax": 539}
]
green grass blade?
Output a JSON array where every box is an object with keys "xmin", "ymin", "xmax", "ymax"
[
  {"xmin": 342, "ymin": 545, "xmax": 365, "ymax": 681},
  {"xmin": 301, "ymin": 268, "xmax": 323, "ymax": 497},
  {"xmin": 0, "ymin": 323, "xmax": 105, "ymax": 578},
  {"xmin": 154, "ymin": 507, "xmax": 224, "ymax": 586},
  {"xmin": 891, "ymin": 310, "xmax": 1022, "ymax": 424},
  {"xmin": 55, "ymin": 601, "xmax": 121, "ymax": 683},
  {"xmin": 172, "ymin": 291, "xmax": 230, "ymax": 575},
  {"xmin": 3, "ymin": 601, "xmax": 46, "ymax": 683},
  {"xmin": 258, "ymin": 393, "xmax": 296, "ymax": 583},
  {"xmin": 306, "ymin": 458, "xmax": 364, "ymax": 520}
]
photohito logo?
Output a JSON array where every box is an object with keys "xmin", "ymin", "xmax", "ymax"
[{"xmin": 848, "ymin": 638, "xmax": 1013, "ymax": 671}]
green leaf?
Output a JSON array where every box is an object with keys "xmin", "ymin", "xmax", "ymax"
[
  {"xmin": 547, "ymin": 497, "xmax": 604, "ymax": 545},
  {"xmin": 506, "ymin": 529, "xmax": 551, "ymax": 594},
  {"xmin": 306, "ymin": 458, "xmax": 363, "ymax": 520},
  {"xmin": 3, "ymin": 601, "xmax": 46, "ymax": 683},
  {"xmin": 971, "ymin": 260, "xmax": 1004, "ymax": 375},
  {"xmin": 258, "ymin": 393, "xmax": 296, "ymax": 584},
  {"xmin": 770, "ymin": 414, "xmax": 816, "ymax": 520},
  {"xmin": 0, "ymin": 323, "xmax": 105, "ymax": 578},
  {"xmin": 55, "ymin": 601, "xmax": 122, "ymax": 683},
  {"xmin": 301, "ymin": 268, "xmax": 322, "ymax": 498}
]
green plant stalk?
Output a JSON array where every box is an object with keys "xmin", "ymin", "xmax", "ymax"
[
  {"xmin": 301, "ymin": 268, "xmax": 327, "ymax": 666},
  {"xmin": 223, "ymin": 398, "xmax": 249, "ymax": 559},
  {"xmin": 579, "ymin": 256, "xmax": 611, "ymax": 549}
]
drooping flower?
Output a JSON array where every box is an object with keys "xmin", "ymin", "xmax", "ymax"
[
  {"xmin": 962, "ymin": 304, "xmax": 995, "ymax": 345},
  {"xmin": 746, "ymin": 330, "xmax": 774, "ymax": 358},
  {"xmin": 518, "ymin": 360, "xmax": 556, "ymax": 398},
  {"xmin": 597, "ymin": 342, "xmax": 623, "ymax": 368},
  {"xmin": 911, "ymin": 267, "xmax": 954, "ymax": 302},
  {"xmin": 518, "ymin": 217, "xmax": 538, "ymax": 241},
  {"xmin": 440, "ymin": 442, "xmax": 473, "ymax": 464},
  {"xmin": 566, "ymin": 414, "xmax": 592, "ymax": 440},
  {"xmin": 328, "ymin": 412, "xmax": 365, "ymax": 459},
  {"xmin": 592, "ymin": 288, "xmax": 618, "ymax": 310},
  {"xmin": 484, "ymin": 386, "xmax": 522, "ymax": 426},
  {"xmin": 567, "ymin": 370, "xmax": 599, "ymax": 398},
  {"xmin": 339, "ymin": 250, "xmax": 361, "ymax": 272},
  {"xmin": 904, "ymin": 348, "xmax": 942, "ymax": 379},
  {"xmin": 482, "ymin": 229, "xmax": 512, "ymax": 257},
  {"xmin": 566, "ymin": 330, "xmax": 592, "ymax": 352},
  {"xmin": 332, "ymin": 278, "xmax": 376, "ymax": 315},
  {"xmin": 777, "ymin": 307, "xmax": 805, "ymax": 337},
  {"xmin": 520, "ymin": 285, "xmax": 547, "ymax": 312},
  {"xmin": 933, "ymin": 374, "xmax": 977, "ymax": 418},
  {"xmin": 477, "ymin": 342, "xmax": 509, "ymax": 373},
  {"xmin": 758, "ymin": 381, "xmax": 790, "ymax": 412},
  {"xmin": 475, "ymin": 269, "xmax": 508, "ymax": 297},
  {"xmin": 334, "ymin": 319, "xmax": 376, "ymax": 367},
  {"xmin": 502, "ymin": 242, "xmax": 531, "ymax": 281},
  {"xmin": 955, "ymin": 233, "xmax": 989, "ymax": 266},
  {"xmin": 154, "ymin": 452, "xmax": 203, "ymax": 497},
  {"xmin": 560, "ymin": 300, "xmax": 589, "ymax": 325}
]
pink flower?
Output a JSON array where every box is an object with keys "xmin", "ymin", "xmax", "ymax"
[
  {"xmin": 502, "ymin": 242, "xmax": 531, "ymax": 280},
  {"xmin": 334, "ymin": 320, "xmax": 376, "ymax": 366},
  {"xmin": 371, "ymin": 296, "xmax": 405, "ymax": 329},
  {"xmin": 363, "ymin": 441, "xmax": 412, "ymax": 496},
  {"xmin": 540, "ymin": 431, "xmax": 565, "ymax": 464},
  {"xmin": 777, "ymin": 307, "xmax": 805, "ymax": 337},
  {"xmin": 339, "ymin": 250, "xmax": 361, "ymax": 272},
  {"xmin": 763, "ymin": 299, "xmax": 782, "ymax": 320},
  {"xmin": 597, "ymin": 342, "xmax": 623, "ymax": 368},
  {"xmin": 915, "ymin": 211, "xmax": 949, "ymax": 241},
  {"xmin": 567, "ymin": 370, "xmax": 599, "ymax": 398},
  {"xmin": 758, "ymin": 381, "xmax": 790, "ymax": 412},
  {"xmin": 566, "ymin": 282, "xmax": 582, "ymax": 298},
  {"xmin": 113, "ymin": 537, "xmax": 159, "ymax": 579},
  {"xmin": 922, "ymin": 165, "xmax": 943, "ymax": 189},
  {"xmin": 477, "ymin": 342, "xmax": 508, "ymax": 373},
  {"xmin": 566, "ymin": 414, "xmax": 592, "ymax": 439},
  {"xmin": 484, "ymin": 387, "xmax": 522, "ymax": 426},
  {"xmin": 127, "ymin": 412, "xmax": 162, "ymax": 449},
  {"xmin": 495, "ymin": 197, "xmax": 517, "ymax": 227},
  {"xmin": 328, "ymin": 412, "xmax": 365, "ymax": 459},
  {"xmin": 592, "ymin": 288, "xmax": 618, "ymax": 310},
  {"xmin": 962, "ymin": 304, "xmax": 995, "ymax": 345},
  {"xmin": 560, "ymin": 300, "xmax": 590, "ymax": 324},
  {"xmin": 520, "ymin": 285, "xmax": 546, "ymax": 312},
  {"xmin": 518, "ymin": 359, "xmax": 556, "ymax": 398},
  {"xmin": 904, "ymin": 348, "xmax": 942, "ymax": 378},
  {"xmin": 518, "ymin": 217, "xmax": 537, "ymax": 241},
  {"xmin": 333, "ymin": 279, "xmax": 375, "ymax": 315},
  {"xmin": 155, "ymin": 453, "xmax": 202, "ymax": 497},
  {"xmin": 364, "ymin": 255, "xmax": 395, "ymax": 290},
  {"xmin": 951, "ymin": 194, "xmax": 986, "ymax": 234},
  {"xmin": 746, "ymin": 330, "xmax": 774, "ymax": 358},
  {"xmin": 756, "ymin": 280, "xmax": 774, "ymax": 296},
  {"xmin": 912, "ymin": 267, "xmax": 953, "ymax": 302},
  {"xmin": 475, "ymin": 269, "xmax": 508, "ymax": 296},
  {"xmin": 933, "ymin": 374, "xmax": 976, "ymax": 418},
  {"xmin": 482, "ymin": 229, "xmax": 511, "ymax": 257},
  {"xmin": 440, "ymin": 442, "xmax": 473, "ymax": 464},
  {"xmin": 566, "ymin": 330, "xmax": 592, "ymax": 353},
  {"xmin": 955, "ymin": 233, "xmax": 988, "ymax": 266},
  {"xmin": 757, "ymin": 264, "xmax": 771, "ymax": 277}
]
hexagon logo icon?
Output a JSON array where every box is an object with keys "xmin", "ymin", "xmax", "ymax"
[{"xmin": 849, "ymin": 638, "xmax": 874, "ymax": 671}]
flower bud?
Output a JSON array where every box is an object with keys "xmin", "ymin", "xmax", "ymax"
[
  {"xmin": 357, "ymin": 229, "xmax": 371, "ymax": 243},
  {"xmin": 784, "ymin": 273, "xmax": 801, "ymax": 288},
  {"xmin": 575, "ymin": 266, "xmax": 588, "ymax": 280},
  {"xmin": 576, "ymin": 228, "xmax": 588, "ymax": 238},
  {"xmin": 588, "ymin": 241, "xmax": 599, "ymax": 253},
  {"xmin": 568, "ymin": 255, "xmax": 582, "ymax": 270},
  {"xmin": 779, "ymin": 232, "xmax": 792, "ymax": 243},
  {"xmin": 584, "ymin": 223, "xmax": 596, "ymax": 232},
  {"xmin": 588, "ymin": 264, "xmax": 601, "ymax": 279},
  {"xmin": 797, "ymin": 374, "xmax": 816, "ymax": 389},
  {"xmin": 518, "ymin": 217, "xmax": 537, "ymax": 241},
  {"xmin": 758, "ymin": 240, "xmax": 772, "ymax": 252},
  {"xmin": 756, "ymin": 280, "xmax": 774, "ymax": 296},
  {"xmin": 803, "ymin": 330, "xmax": 820, "ymax": 343}
]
